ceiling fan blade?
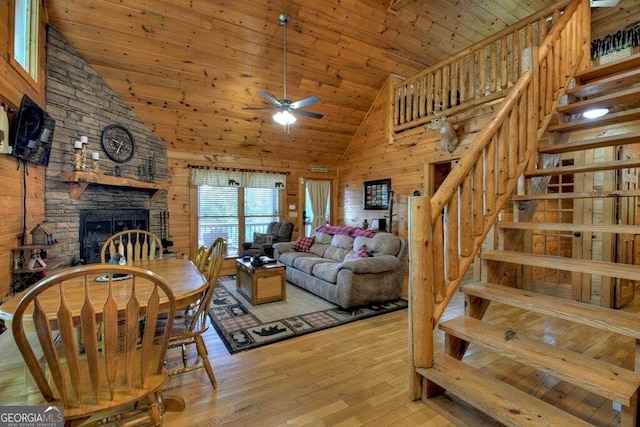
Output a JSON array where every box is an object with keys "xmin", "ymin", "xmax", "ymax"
[
  {"xmin": 257, "ymin": 90, "xmax": 283, "ymax": 108},
  {"xmin": 242, "ymin": 106, "xmax": 275, "ymax": 110},
  {"xmin": 290, "ymin": 96, "xmax": 319, "ymax": 110},
  {"xmin": 291, "ymin": 109, "xmax": 324, "ymax": 119}
]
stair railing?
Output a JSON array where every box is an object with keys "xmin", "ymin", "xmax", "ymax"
[
  {"xmin": 407, "ymin": 0, "xmax": 590, "ymax": 399},
  {"xmin": 391, "ymin": 0, "xmax": 576, "ymax": 135}
]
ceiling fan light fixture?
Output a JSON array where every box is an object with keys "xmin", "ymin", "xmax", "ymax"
[{"xmin": 273, "ymin": 110, "xmax": 296, "ymax": 125}]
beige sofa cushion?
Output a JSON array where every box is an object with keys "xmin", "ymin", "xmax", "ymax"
[
  {"xmin": 278, "ymin": 251, "xmax": 316, "ymax": 268},
  {"xmin": 312, "ymin": 262, "xmax": 341, "ymax": 283},
  {"xmin": 324, "ymin": 234, "xmax": 354, "ymax": 261},
  {"xmin": 353, "ymin": 233, "xmax": 401, "ymax": 257},
  {"xmin": 293, "ymin": 257, "xmax": 335, "ymax": 275}
]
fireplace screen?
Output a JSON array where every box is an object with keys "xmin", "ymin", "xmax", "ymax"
[{"xmin": 80, "ymin": 209, "xmax": 149, "ymax": 264}]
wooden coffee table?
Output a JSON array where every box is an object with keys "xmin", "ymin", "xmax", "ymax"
[{"xmin": 235, "ymin": 258, "xmax": 286, "ymax": 305}]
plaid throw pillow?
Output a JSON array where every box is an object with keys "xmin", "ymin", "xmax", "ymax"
[
  {"xmin": 292, "ymin": 236, "xmax": 315, "ymax": 252},
  {"xmin": 355, "ymin": 244, "xmax": 373, "ymax": 258}
]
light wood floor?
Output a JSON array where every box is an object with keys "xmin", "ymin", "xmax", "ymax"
[
  {"xmin": 160, "ymin": 285, "xmax": 639, "ymax": 426},
  {"xmin": 2, "ymin": 286, "xmax": 638, "ymax": 426}
]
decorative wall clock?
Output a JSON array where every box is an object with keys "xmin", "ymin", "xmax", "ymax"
[{"xmin": 101, "ymin": 124, "xmax": 135, "ymax": 163}]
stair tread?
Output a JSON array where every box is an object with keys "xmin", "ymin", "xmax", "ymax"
[
  {"xmin": 512, "ymin": 189, "xmax": 640, "ymax": 201},
  {"xmin": 461, "ymin": 281, "xmax": 640, "ymax": 339},
  {"xmin": 481, "ymin": 250, "xmax": 640, "ymax": 281},
  {"xmin": 439, "ymin": 317, "xmax": 639, "ymax": 405},
  {"xmin": 575, "ymin": 52, "xmax": 640, "ymax": 83},
  {"xmin": 547, "ymin": 107, "xmax": 640, "ymax": 133},
  {"xmin": 568, "ymin": 67, "xmax": 640, "ymax": 98},
  {"xmin": 524, "ymin": 158, "xmax": 640, "ymax": 177},
  {"xmin": 557, "ymin": 86, "xmax": 640, "ymax": 114},
  {"xmin": 537, "ymin": 131, "xmax": 640, "ymax": 154},
  {"xmin": 497, "ymin": 221, "xmax": 640, "ymax": 234},
  {"xmin": 417, "ymin": 353, "xmax": 591, "ymax": 427}
]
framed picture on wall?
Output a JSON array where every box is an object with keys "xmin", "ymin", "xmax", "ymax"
[{"xmin": 363, "ymin": 178, "xmax": 391, "ymax": 210}]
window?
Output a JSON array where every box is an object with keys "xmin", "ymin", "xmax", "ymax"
[
  {"xmin": 12, "ymin": 0, "xmax": 39, "ymax": 81},
  {"xmin": 197, "ymin": 186, "xmax": 280, "ymax": 257},
  {"xmin": 244, "ymin": 188, "xmax": 280, "ymax": 241}
]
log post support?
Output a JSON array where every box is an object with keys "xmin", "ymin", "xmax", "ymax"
[{"xmin": 408, "ymin": 195, "xmax": 435, "ymax": 399}]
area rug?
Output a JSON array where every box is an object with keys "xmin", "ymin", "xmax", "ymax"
[{"xmin": 209, "ymin": 276, "xmax": 408, "ymax": 354}]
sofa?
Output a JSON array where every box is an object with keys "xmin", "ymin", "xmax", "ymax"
[{"xmin": 273, "ymin": 226, "xmax": 407, "ymax": 309}]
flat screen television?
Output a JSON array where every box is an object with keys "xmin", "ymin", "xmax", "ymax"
[{"xmin": 11, "ymin": 95, "xmax": 55, "ymax": 167}]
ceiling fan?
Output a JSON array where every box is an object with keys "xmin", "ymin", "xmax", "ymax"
[{"xmin": 243, "ymin": 13, "xmax": 323, "ymax": 128}]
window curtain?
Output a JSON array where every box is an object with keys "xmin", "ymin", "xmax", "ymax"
[
  {"xmin": 190, "ymin": 168, "xmax": 286, "ymax": 189},
  {"xmin": 307, "ymin": 180, "xmax": 330, "ymax": 229}
]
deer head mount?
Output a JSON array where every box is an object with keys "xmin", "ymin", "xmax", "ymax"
[{"xmin": 426, "ymin": 109, "xmax": 460, "ymax": 153}]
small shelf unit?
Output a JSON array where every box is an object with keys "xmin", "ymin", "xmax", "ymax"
[{"xmin": 11, "ymin": 241, "xmax": 66, "ymax": 292}]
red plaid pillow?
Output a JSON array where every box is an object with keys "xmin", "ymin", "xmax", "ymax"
[
  {"xmin": 355, "ymin": 244, "xmax": 373, "ymax": 258},
  {"xmin": 292, "ymin": 236, "xmax": 315, "ymax": 252}
]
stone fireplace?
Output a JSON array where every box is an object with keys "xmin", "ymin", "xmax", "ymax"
[
  {"xmin": 42, "ymin": 26, "xmax": 169, "ymax": 267},
  {"xmin": 80, "ymin": 209, "xmax": 149, "ymax": 264}
]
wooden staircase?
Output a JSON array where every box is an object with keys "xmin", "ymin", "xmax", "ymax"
[{"xmin": 417, "ymin": 51, "xmax": 640, "ymax": 426}]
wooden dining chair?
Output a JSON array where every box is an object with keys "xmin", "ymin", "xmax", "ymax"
[
  {"xmin": 12, "ymin": 264, "xmax": 177, "ymax": 426},
  {"xmin": 193, "ymin": 245, "xmax": 209, "ymax": 273},
  {"xmin": 162, "ymin": 237, "xmax": 226, "ymax": 389},
  {"xmin": 100, "ymin": 230, "xmax": 163, "ymax": 264}
]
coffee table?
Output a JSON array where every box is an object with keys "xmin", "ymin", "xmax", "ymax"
[{"xmin": 235, "ymin": 258, "xmax": 286, "ymax": 305}]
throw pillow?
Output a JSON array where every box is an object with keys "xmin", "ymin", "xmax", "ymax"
[
  {"xmin": 292, "ymin": 236, "xmax": 315, "ymax": 252},
  {"xmin": 355, "ymin": 244, "xmax": 373, "ymax": 258}
]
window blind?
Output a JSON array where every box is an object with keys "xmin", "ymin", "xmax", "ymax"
[
  {"xmin": 197, "ymin": 186, "xmax": 238, "ymax": 253},
  {"xmin": 245, "ymin": 188, "xmax": 280, "ymax": 241},
  {"xmin": 196, "ymin": 186, "xmax": 280, "ymax": 256}
]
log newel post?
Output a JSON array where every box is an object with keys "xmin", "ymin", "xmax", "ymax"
[
  {"xmin": 408, "ymin": 195, "xmax": 434, "ymax": 400},
  {"xmin": 579, "ymin": 0, "xmax": 591, "ymax": 73}
]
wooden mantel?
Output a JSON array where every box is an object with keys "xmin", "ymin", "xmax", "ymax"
[{"xmin": 59, "ymin": 171, "xmax": 169, "ymax": 202}]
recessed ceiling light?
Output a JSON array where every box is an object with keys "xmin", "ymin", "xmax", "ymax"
[{"xmin": 583, "ymin": 108, "xmax": 609, "ymax": 119}]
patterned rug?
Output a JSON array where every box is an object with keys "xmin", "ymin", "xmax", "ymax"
[{"xmin": 209, "ymin": 276, "xmax": 408, "ymax": 354}]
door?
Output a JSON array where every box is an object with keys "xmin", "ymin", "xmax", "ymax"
[{"xmin": 303, "ymin": 179, "xmax": 331, "ymax": 237}]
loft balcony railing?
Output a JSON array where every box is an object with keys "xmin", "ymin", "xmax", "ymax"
[{"xmin": 390, "ymin": 0, "xmax": 579, "ymax": 135}]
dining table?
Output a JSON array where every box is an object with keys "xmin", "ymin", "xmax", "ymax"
[
  {"xmin": 0, "ymin": 256, "xmax": 207, "ymax": 413},
  {"xmin": 0, "ymin": 257, "xmax": 207, "ymax": 322}
]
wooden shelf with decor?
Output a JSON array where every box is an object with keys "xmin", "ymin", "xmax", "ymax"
[
  {"xmin": 59, "ymin": 171, "xmax": 169, "ymax": 202},
  {"xmin": 11, "ymin": 241, "xmax": 66, "ymax": 293}
]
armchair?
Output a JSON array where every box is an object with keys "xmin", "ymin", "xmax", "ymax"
[{"xmin": 241, "ymin": 221, "xmax": 294, "ymax": 257}]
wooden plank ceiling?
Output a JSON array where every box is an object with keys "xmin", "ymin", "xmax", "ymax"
[{"xmin": 45, "ymin": 0, "xmax": 557, "ymax": 166}]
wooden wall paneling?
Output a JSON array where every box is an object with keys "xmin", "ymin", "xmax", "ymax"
[
  {"xmin": 591, "ymin": 0, "xmax": 640, "ymax": 40},
  {"xmin": 0, "ymin": 1, "xmax": 47, "ymax": 298}
]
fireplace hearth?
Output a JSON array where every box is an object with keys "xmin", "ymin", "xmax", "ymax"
[{"xmin": 80, "ymin": 209, "xmax": 149, "ymax": 264}]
